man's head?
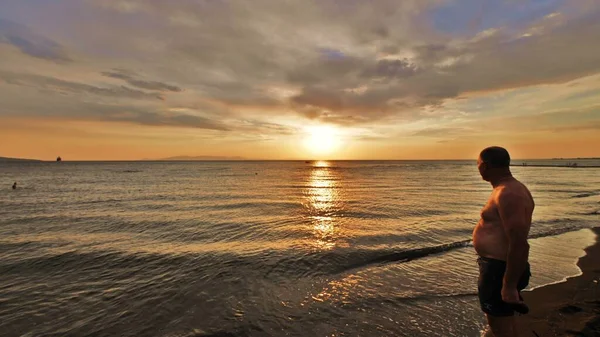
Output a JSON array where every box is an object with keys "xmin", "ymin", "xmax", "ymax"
[{"xmin": 477, "ymin": 146, "xmax": 511, "ymax": 181}]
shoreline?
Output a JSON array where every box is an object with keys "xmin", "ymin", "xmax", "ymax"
[{"xmin": 517, "ymin": 227, "xmax": 600, "ymax": 336}]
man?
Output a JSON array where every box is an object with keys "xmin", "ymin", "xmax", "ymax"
[{"xmin": 473, "ymin": 146, "xmax": 534, "ymax": 337}]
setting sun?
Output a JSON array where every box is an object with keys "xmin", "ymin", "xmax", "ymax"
[{"xmin": 304, "ymin": 125, "xmax": 340, "ymax": 155}]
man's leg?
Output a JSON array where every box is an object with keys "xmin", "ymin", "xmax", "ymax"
[{"xmin": 486, "ymin": 315, "xmax": 518, "ymax": 337}]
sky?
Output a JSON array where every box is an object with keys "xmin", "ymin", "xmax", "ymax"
[{"xmin": 0, "ymin": 0, "xmax": 599, "ymax": 160}]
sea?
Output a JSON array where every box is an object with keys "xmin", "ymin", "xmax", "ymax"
[{"xmin": 1, "ymin": 160, "xmax": 599, "ymax": 337}]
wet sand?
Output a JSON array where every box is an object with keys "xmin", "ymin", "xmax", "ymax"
[{"xmin": 517, "ymin": 227, "xmax": 600, "ymax": 336}]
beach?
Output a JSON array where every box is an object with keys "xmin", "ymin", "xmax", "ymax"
[{"xmin": 517, "ymin": 227, "xmax": 600, "ymax": 337}]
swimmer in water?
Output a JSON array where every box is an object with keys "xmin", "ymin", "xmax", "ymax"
[{"xmin": 12, "ymin": 182, "xmax": 17, "ymax": 190}]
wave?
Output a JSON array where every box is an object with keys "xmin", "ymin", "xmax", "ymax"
[
  {"xmin": 310, "ymin": 165, "xmax": 344, "ymax": 170},
  {"xmin": 335, "ymin": 208, "xmax": 450, "ymax": 219},
  {"xmin": 187, "ymin": 325, "xmax": 264, "ymax": 337},
  {"xmin": 328, "ymin": 291, "xmax": 480, "ymax": 312},
  {"xmin": 258, "ymin": 240, "xmax": 475, "ymax": 278},
  {"xmin": 0, "ymin": 239, "xmax": 474, "ymax": 281},
  {"xmin": 207, "ymin": 201, "xmax": 301, "ymax": 211},
  {"xmin": 76, "ymin": 198, "xmax": 125, "ymax": 205},
  {"xmin": 72, "ymin": 197, "xmax": 301, "ymax": 210},
  {"xmin": 2, "ymin": 223, "xmax": 594, "ymax": 282},
  {"xmin": 398, "ymin": 291, "xmax": 478, "ymax": 301},
  {"xmin": 529, "ymin": 222, "xmax": 595, "ymax": 239},
  {"xmin": 250, "ymin": 224, "xmax": 596, "ymax": 277},
  {"xmin": 333, "ymin": 240, "xmax": 473, "ymax": 274},
  {"xmin": 572, "ymin": 191, "xmax": 600, "ymax": 198},
  {"xmin": 193, "ymin": 331, "xmax": 240, "ymax": 337}
]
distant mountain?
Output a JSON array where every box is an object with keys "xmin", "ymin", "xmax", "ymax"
[
  {"xmin": 153, "ymin": 155, "xmax": 246, "ymax": 161},
  {"xmin": 0, "ymin": 156, "xmax": 42, "ymax": 162}
]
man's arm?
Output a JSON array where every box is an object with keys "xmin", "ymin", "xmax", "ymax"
[{"xmin": 497, "ymin": 188, "xmax": 531, "ymax": 302}]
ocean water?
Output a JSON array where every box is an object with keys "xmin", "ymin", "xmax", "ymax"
[{"xmin": 0, "ymin": 160, "xmax": 599, "ymax": 337}]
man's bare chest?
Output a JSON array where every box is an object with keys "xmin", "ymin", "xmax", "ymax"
[{"xmin": 480, "ymin": 196, "xmax": 501, "ymax": 223}]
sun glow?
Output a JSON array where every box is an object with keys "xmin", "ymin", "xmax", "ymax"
[{"xmin": 304, "ymin": 125, "xmax": 340, "ymax": 155}]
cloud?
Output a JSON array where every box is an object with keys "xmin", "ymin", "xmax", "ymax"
[
  {"xmin": 0, "ymin": 83, "xmax": 229, "ymax": 131},
  {"xmin": 292, "ymin": 9, "xmax": 600, "ymax": 122},
  {"xmin": 8, "ymin": 108, "xmax": 229, "ymax": 132},
  {"xmin": 102, "ymin": 69, "xmax": 183, "ymax": 92},
  {"xmin": 0, "ymin": 18, "xmax": 71, "ymax": 62},
  {"xmin": 411, "ymin": 127, "xmax": 473, "ymax": 138},
  {"xmin": 360, "ymin": 58, "xmax": 418, "ymax": 79},
  {"xmin": 443, "ymin": 103, "xmax": 600, "ymax": 138},
  {"xmin": 546, "ymin": 121, "xmax": 600, "ymax": 133},
  {"xmin": 102, "ymin": 108, "xmax": 229, "ymax": 130},
  {"xmin": 236, "ymin": 119, "xmax": 298, "ymax": 136},
  {"xmin": 0, "ymin": 71, "xmax": 164, "ymax": 100},
  {"xmin": 0, "ymin": 0, "xmax": 599, "ymax": 134}
]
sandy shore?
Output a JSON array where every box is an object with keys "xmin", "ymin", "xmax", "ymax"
[{"xmin": 516, "ymin": 227, "xmax": 600, "ymax": 336}]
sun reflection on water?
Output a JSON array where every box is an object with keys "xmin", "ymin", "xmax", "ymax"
[
  {"xmin": 305, "ymin": 161, "xmax": 341, "ymax": 250},
  {"xmin": 313, "ymin": 160, "xmax": 330, "ymax": 168}
]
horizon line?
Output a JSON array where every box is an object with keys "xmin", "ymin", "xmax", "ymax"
[{"xmin": 3, "ymin": 157, "xmax": 600, "ymax": 162}]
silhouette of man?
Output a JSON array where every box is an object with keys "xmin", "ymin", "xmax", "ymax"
[
  {"xmin": 473, "ymin": 146, "xmax": 534, "ymax": 337},
  {"xmin": 12, "ymin": 182, "xmax": 17, "ymax": 190}
]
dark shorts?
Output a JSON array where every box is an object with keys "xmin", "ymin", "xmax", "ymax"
[{"xmin": 477, "ymin": 256, "xmax": 531, "ymax": 317}]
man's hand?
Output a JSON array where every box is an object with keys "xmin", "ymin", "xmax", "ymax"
[
  {"xmin": 501, "ymin": 285, "xmax": 521, "ymax": 304},
  {"xmin": 502, "ymin": 285, "xmax": 530, "ymax": 314}
]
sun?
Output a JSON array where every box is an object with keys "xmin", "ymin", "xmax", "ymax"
[{"xmin": 304, "ymin": 125, "xmax": 340, "ymax": 155}]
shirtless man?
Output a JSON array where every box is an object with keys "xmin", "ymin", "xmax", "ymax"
[{"xmin": 473, "ymin": 146, "xmax": 534, "ymax": 337}]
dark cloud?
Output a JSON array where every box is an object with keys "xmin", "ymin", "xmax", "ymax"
[
  {"xmin": 0, "ymin": 18, "xmax": 71, "ymax": 62},
  {"xmin": 99, "ymin": 108, "xmax": 229, "ymax": 130},
  {"xmin": 412, "ymin": 14, "xmax": 600, "ymax": 95},
  {"xmin": 284, "ymin": 10, "xmax": 600, "ymax": 125},
  {"xmin": 287, "ymin": 56, "xmax": 365, "ymax": 88},
  {"xmin": 102, "ymin": 69, "xmax": 183, "ymax": 92},
  {"xmin": 360, "ymin": 58, "xmax": 418, "ymax": 79},
  {"xmin": 235, "ymin": 119, "xmax": 298, "ymax": 136},
  {"xmin": 0, "ymin": 85, "xmax": 229, "ymax": 131},
  {"xmin": 1, "ymin": 72, "xmax": 164, "ymax": 100},
  {"xmin": 292, "ymin": 87, "xmax": 344, "ymax": 112},
  {"xmin": 414, "ymin": 44, "xmax": 448, "ymax": 64},
  {"xmin": 87, "ymin": 1, "xmax": 598, "ymax": 124}
]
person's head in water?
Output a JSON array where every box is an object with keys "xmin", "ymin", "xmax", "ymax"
[
  {"xmin": 12, "ymin": 182, "xmax": 17, "ymax": 189},
  {"xmin": 477, "ymin": 146, "xmax": 511, "ymax": 182}
]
